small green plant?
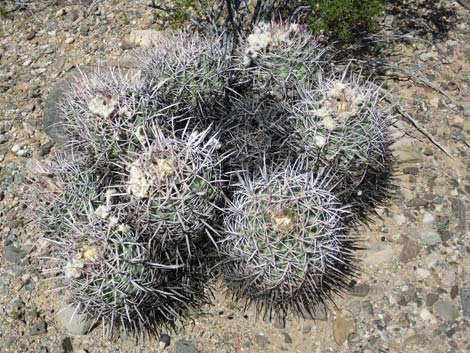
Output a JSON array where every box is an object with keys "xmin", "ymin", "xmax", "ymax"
[
  {"xmin": 150, "ymin": 0, "xmax": 384, "ymax": 42},
  {"xmin": 307, "ymin": 0, "xmax": 384, "ymax": 41},
  {"xmin": 154, "ymin": 0, "xmax": 217, "ymax": 30}
]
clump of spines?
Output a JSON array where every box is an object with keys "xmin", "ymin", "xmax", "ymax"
[
  {"xmin": 219, "ymin": 166, "xmax": 359, "ymax": 319},
  {"xmin": 58, "ymin": 212, "xmax": 211, "ymax": 335},
  {"xmin": 287, "ymin": 75, "xmax": 394, "ymax": 219},
  {"xmin": 139, "ymin": 33, "xmax": 229, "ymax": 130},
  {"xmin": 118, "ymin": 124, "xmax": 225, "ymax": 246},
  {"xmin": 218, "ymin": 22, "xmax": 324, "ymax": 173}
]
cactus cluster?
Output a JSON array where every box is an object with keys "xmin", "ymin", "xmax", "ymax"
[{"xmin": 33, "ymin": 23, "xmax": 393, "ymax": 334}]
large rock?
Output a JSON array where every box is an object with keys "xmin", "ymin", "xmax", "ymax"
[
  {"xmin": 44, "ymin": 69, "xmax": 87, "ymax": 145},
  {"xmin": 122, "ymin": 29, "xmax": 164, "ymax": 49},
  {"xmin": 461, "ymin": 289, "xmax": 470, "ymax": 317},
  {"xmin": 56, "ymin": 305, "xmax": 93, "ymax": 335},
  {"xmin": 363, "ymin": 244, "xmax": 398, "ymax": 266},
  {"xmin": 435, "ymin": 301, "xmax": 460, "ymax": 321},
  {"xmin": 417, "ymin": 212, "xmax": 442, "ymax": 245},
  {"xmin": 390, "ymin": 138, "xmax": 423, "ymax": 163},
  {"xmin": 458, "ymin": 0, "xmax": 470, "ymax": 10}
]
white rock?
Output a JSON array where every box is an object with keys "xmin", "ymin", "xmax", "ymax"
[
  {"xmin": 65, "ymin": 37, "xmax": 75, "ymax": 44},
  {"xmin": 438, "ymin": 270, "xmax": 456, "ymax": 287},
  {"xmin": 55, "ymin": 8, "xmax": 66, "ymax": 17},
  {"xmin": 16, "ymin": 148, "xmax": 28, "ymax": 157},
  {"xmin": 419, "ymin": 308, "xmax": 437, "ymax": 324},
  {"xmin": 23, "ymin": 59, "xmax": 32, "ymax": 67},
  {"xmin": 424, "ymin": 253, "xmax": 440, "ymax": 268},
  {"xmin": 123, "ymin": 29, "xmax": 163, "ymax": 48},
  {"xmin": 422, "ymin": 212, "xmax": 435, "ymax": 225},
  {"xmin": 394, "ymin": 213, "xmax": 407, "ymax": 225},
  {"xmin": 364, "ymin": 245, "xmax": 398, "ymax": 266},
  {"xmin": 56, "ymin": 305, "xmax": 93, "ymax": 335},
  {"xmin": 429, "ymin": 97, "xmax": 439, "ymax": 108},
  {"xmin": 416, "ymin": 268, "xmax": 430, "ymax": 279},
  {"xmin": 11, "ymin": 144, "xmax": 22, "ymax": 153}
]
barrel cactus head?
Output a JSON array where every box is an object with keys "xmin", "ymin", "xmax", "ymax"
[
  {"xmin": 289, "ymin": 74, "xmax": 394, "ymax": 219},
  {"xmin": 117, "ymin": 124, "xmax": 225, "ymax": 247},
  {"xmin": 220, "ymin": 166, "xmax": 358, "ymax": 319},
  {"xmin": 59, "ymin": 216, "xmax": 211, "ymax": 335},
  {"xmin": 139, "ymin": 32, "xmax": 229, "ymax": 129},
  {"xmin": 56, "ymin": 67, "xmax": 144, "ymax": 158},
  {"xmin": 240, "ymin": 22, "xmax": 323, "ymax": 93}
]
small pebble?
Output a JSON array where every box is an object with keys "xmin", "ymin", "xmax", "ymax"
[
  {"xmin": 25, "ymin": 30, "xmax": 36, "ymax": 40},
  {"xmin": 282, "ymin": 332, "xmax": 292, "ymax": 344},
  {"xmin": 16, "ymin": 148, "xmax": 28, "ymax": 157},
  {"xmin": 426, "ymin": 293, "xmax": 439, "ymax": 307},
  {"xmin": 159, "ymin": 333, "xmax": 171, "ymax": 349},
  {"xmin": 254, "ymin": 334, "xmax": 269, "ymax": 348},
  {"xmin": 11, "ymin": 144, "xmax": 22, "ymax": 153},
  {"xmin": 348, "ymin": 283, "xmax": 370, "ymax": 297},
  {"xmin": 419, "ymin": 308, "xmax": 437, "ymax": 323},
  {"xmin": 175, "ymin": 340, "xmax": 198, "ymax": 353},
  {"xmin": 30, "ymin": 320, "xmax": 47, "ymax": 336},
  {"xmin": 450, "ymin": 285, "xmax": 459, "ymax": 300},
  {"xmin": 56, "ymin": 305, "xmax": 92, "ymax": 335},
  {"xmin": 65, "ymin": 37, "xmax": 75, "ymax": 44},
  {"xmin": 55, "ymin": 8, "xmax": 66, "ymax": 17}
]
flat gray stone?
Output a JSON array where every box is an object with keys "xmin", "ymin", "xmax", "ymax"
[
  {"xmin": 458, "ymin": 0, "xmax": 470, "ymax": 10},
  {"xmin": 399, "ymin": 236, "xmax": 421, "ymax": 263},
  {"xmin": 30, "ymin": 320, "xmax": 47, "ymax": 336},
  {"xmin": 175, "ymin": 340, "xmax": 198, "ymax": 353},
  {"xmin": 461, "ymin": 289, "xmax": 470, "ymax": 317},
  {"xmin": 3, "ymin": 245, "xmax": 27, "ymax": 264},
  {"xmin": 56, "ymin": 305, "xmax": 93, "ymax": 335},
  {"xmin": 391, "ymin": 140, "xmax": 423, "ymax": 163},
  {"xmin": 44, "ymin": 69, "xmax": 86, "ymax": 145},
  {"xmin": 418, "ymin": 228, "xmax": 441, "ymax": 246},
  {"xmin": 435, "ymin": 301, "xmax": 460, "ymax": 321},
  {"xmin": 451, "ymin": 198, "xmax": 466, "ymax": 234},
  {"xmin": 254, "ymin": 334, "xmax": 269, "ymax": 348}
]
